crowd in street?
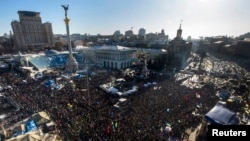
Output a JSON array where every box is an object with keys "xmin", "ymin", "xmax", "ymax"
[
  {"xmin": 0, "ymin": 67, "xmax": 223, "ymax": 141},
  {"xmin": 1, "ymin": 50, "xmax": 250, "ymax": 141}
]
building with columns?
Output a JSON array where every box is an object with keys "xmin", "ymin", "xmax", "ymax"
[
  {"xmin": 94, "ymin": 45, "xmax": 136, "ymax": 69},
  {"xmin": 17, "ymin": 45, "xmax": 136, "ymax": 72}
]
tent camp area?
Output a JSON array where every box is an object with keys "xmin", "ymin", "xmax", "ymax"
[
  {"xmin": 6, "ymin": 131, "xmax": 61, "ymax": 141},
  {"xmin": 2, "ymin": 111, "xmax": 62, "ymax": 141},
  {"xmin": 204, "ymin": 104, "xmax": 240, "ymax": 125},
  {"xmin": 99, "ymin": 78, "xmax": 138, "ymax": 96}
]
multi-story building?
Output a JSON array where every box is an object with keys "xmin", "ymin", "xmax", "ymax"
[
  {"xmin": 156, "ymin": 29, "xmax": 169, "ymax": 45},
  {"xmin": 125, "ymin": 30, "xmax": 134, "ymax": 38},
  {"xmin": 18, "ymin": 45, "xmax": 136, "ymax": 71},
  {"xmin": 138, "ymin": 28, "xmax": 146, "ymax": 40},
  {"xmin": 94, "ymin": 45, "xmax": 136, "ymax": 69},
  {"xmin": 169, "ymin": 23, "xmax": 192, "ymax": 69},
  {"xmin": 11, "ymin": 11, "xmax": 54, "ymax": 51},
  {"xmin": 112, "ymin": 30, "xmax": 122, "ymax": 42}
]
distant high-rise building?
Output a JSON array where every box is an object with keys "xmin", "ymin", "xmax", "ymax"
[
  {"xmin": 11, "ymin": 11, "xmax": 54, "ymax": 51},
  {"xmin": 125, "ymin": 30, "xmax": 133, "ymax": 38},
  {"xmin": 138, "ymin": 28, "xmax": 146, "ymax": 39},
  {"xmin": 157, "ymin": 29, "xmax": 169, "ymax": 44},
  {"xmin": 113, "ymin": 30, "xmax": 122, "ymax": 42},
  {"xmin": 113, "ymin": 30, "xmax": 121, "ymax": 36},
  {"xmin": 160, "ymin": 29, "xmax": 165, "ymax": 36},
  {"xmin": 187, "ymin": 36, "xmax": 192, "ymax": 42}
]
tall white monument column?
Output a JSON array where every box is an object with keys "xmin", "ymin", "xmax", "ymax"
[{"xmin": 62, "ymin": 5, "xmax": 78, "ymax": 73}]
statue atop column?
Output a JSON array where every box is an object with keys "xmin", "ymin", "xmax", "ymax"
[
  {"xmin": 62, "ymin": 4, "xmax": 78, "ymax": 73},
  {"xmin": 62, "ymin": 5, "xmax": 69, "ymax": 17}
]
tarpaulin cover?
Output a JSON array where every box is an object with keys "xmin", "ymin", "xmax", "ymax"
[
  {"xmin": 44, "ymin": 80, "xmax": 62, "ymax": 90},
  {"xmin": 25, "ymin": 120, "xmax": 37, "ymax": 132},
  {"xmin": 204, "ymin": 105, "xmax": 239, "ymax": 125},
  {"xmin": 44, "ymin": 80, "xmax": 55, "ymax": 87},
  {"xmin": 218, "ymin": 89, "xmax": 229, "ymax": 100}
]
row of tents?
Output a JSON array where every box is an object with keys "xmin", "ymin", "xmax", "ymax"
[{"xmin": 4, "ymin": 111, "xmax": 60, "ymax": 141}]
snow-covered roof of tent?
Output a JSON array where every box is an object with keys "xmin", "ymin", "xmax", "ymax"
[
  {"xmin": 45, "ymin": 49, "xmax": 59, "ymax": 56},
  {"xmin": 93, "ymin": 45, "xmax": 136, "ymax": 51}
]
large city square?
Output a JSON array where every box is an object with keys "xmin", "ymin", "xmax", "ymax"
[
  {"xmin": 1, "ymin": 1, "xmax": 250, "ymax": 141},
  {"xmin": 1, "ymin": 50, "xmax": 250, "ymax": 140}
]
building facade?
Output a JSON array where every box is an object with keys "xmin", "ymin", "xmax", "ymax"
[
  {"xmin": 169, "ymin": 23, "xmax": 192, "ymax": 70},
  {"xmin": 138, "ymin": 28, "xmax": 146, "ymax": 40},
  {"xmin": 125, "ymin": 30, "xmax": 134, "ymax": 38},
  {"xmin": 94, "ymin": 45, "xmax": 136, "ymax": 69},
  {"xmin": 11, "ymin": 11, "xmax": 54, "ymax": 51}
]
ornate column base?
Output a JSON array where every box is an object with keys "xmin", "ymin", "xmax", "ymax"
[{"xmin": 65, "ymin": 55, "xmax": 78, "ymax": 73}]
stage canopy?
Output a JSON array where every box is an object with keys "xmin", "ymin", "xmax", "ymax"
[{"xmin": 204, "ymin": 105, "xmax": 240, "ymax": 125}]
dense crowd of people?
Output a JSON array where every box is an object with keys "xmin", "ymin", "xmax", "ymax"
[{"xmin": 0, "ymin": 67, "xmax": 224, "ymax": 141}]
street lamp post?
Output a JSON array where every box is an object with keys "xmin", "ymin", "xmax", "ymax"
[{"xmin": 87, "ymin": 72, "xmax": 90, "ymax": 106}]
